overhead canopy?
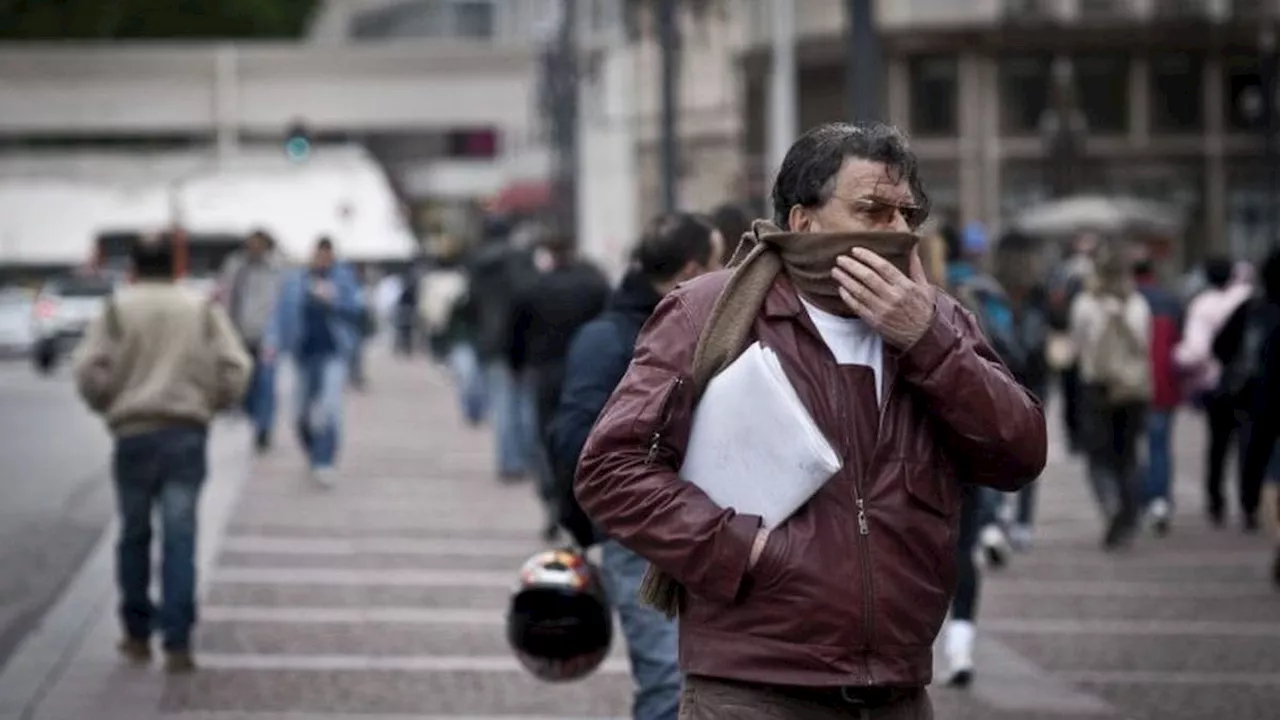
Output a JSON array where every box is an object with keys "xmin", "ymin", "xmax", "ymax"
[
  {"xmin": 1011, "ymin": 195, "xmax": 1185, "ymax": 240},
  {"xmin": 0, "ymin": 146, "xmax": 419, "ymax": 267}
]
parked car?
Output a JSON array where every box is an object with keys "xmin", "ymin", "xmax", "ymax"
[
  {"xmin": 31, "ymin": 276, "xmax": 116, "ymax": 374},
  {"xmin": 0, "ymin": 288, "xmax": 35, "ymax": 358}
]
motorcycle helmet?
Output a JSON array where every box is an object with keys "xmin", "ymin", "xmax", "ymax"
[{"xmin": 506, "ymin": 547, "xmax": 612, "ymax": 682}]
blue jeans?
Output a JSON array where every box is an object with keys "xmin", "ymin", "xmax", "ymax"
[
  {"xmin": 448, "ymin": 343, "xmax": 486, "ymax": 425},
  {"xmin": 295, "ymin": 354, "xmax": 347, "ymax": 469},
  {"xmin": 1144, "ymin": 409, "xmax": 1175, "ymax": 505},
  {"xmin": 113, "ymin": 427, "xmax": 207, "ymax": 651},
  {"xmin": 599, "ymin": 540, "xmax": 681, "ymax": 720},
  {"xmin": 243, "ymin": 355, "xmax": 277, "ymax": 436},
  {"xmin": 486, "ymin": 361, "xmax": 536, "ymax": 477}
]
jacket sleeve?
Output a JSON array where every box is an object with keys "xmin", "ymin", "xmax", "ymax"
[
  {"xmin": 71, "ymin": 313, "xmax": 120, "ymax": 413},
  {"xmin": 547, "ymin": 320, "xmax": 630, "ymax": 547},
  {"xmin": 897, "ymin": 294, "xmax": 1047, "ymax": 490},
  {"xmin": 332, "ymin": 266, "xmax": 367, "ymax": 324},
  {"xmin": 262, "ymin": 272, "xmax": 294, "ymax": 356},
  {"xmin": 575, "ymin": 291, "xmax": 762, "ymax": 604},
  {"xmin": 208, "ymin": 303, "xmax": 254, "ymax": 411},
  {"xmin": 549, "ymin": 321, "xmax": 628, "ymax": 484}
]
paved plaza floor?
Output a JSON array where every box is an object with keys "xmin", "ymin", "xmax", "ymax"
[{"xmin": 2, "ymin": 349, "xmax": 1278, "ymax": 719}]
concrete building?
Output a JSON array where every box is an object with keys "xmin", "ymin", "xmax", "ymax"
[
  {"xmin": 730, "ymin": 0, "xmax": 1280, "ymax": 265},
  {"xmin": 0, "ymin": 0, "xmax": 574, "ymax": 265}
]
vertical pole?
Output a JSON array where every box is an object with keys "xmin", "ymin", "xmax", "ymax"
[
  {"xmin": 768, "ymin": 0, "xmax": 798, "ymax": 174},
  {"xmin": 1262, "ymin": 25, "xmax": 1278, "ymax": 252},
  {"xmin": 846, "ymin": 0, "xmax": 882, "ymax": 121},
  {"xmin": 658, "ymin": 0, "xmax": 679, "ymax": 213},
  {"xmin": 556, "ymin": 0, "xmax": 579, "ymax": 243}
]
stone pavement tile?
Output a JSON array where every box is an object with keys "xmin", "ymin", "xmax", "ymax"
[
  {"xmin": 1077, "ymin": 681, "xmax": 1280, "ymax": 720},
  {"xmin": 160, "ymin": 669, "xmax": 631, "ymax": 715},
  {"xmin": 196, "ymin": 619, "xmax": 624, "ymax": 659},
  {"xmin": 204, "ymin": 582, "xmax": 510, "ymax": 610},
  {"xmin": 996, "ymin": 632, "xmax": 1280, "ymax": 674},
  {"xmin": 982, "ymin": 592, "xmax": 1280, "ymax": 623},
  {"xmin": 216, "ymin": 549, "xmax": 527, "ymax": 571}
]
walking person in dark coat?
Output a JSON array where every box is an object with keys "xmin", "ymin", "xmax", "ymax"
[
  {"xmin": 509, "ymin": 234, "xmax": 610, "ymax": 540},
  {"xmin": 548, "ymin": 212, "xmax": 724, "ymax": 720}
]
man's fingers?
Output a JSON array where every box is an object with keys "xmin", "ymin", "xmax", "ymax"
[
  {"xmin": 849, "ymin": 247, "xmax": 908, "ymax": 285},
  {"xmin": 908, "ymin": 246, "xmax": 928, "ymax": 285},
  {"xmin": 835, "ymin": 255, "xmax": 893, "ymax": 296},
  {"xmin": 833, "ymin": 269, "xmax": 887, "ymax": 313}
]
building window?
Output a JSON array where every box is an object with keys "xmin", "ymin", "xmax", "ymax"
[
  {"xmin": 1150, "ymin": 52, "xmax": 1204, "ymax": 132},
  {"xmin": 1074, "ymin": 53, "xmax": 1128, "ymax": 133},
  {"xmin": 447, "ymin": 128, "xmax": 500, "ymax": 159},
  {"xmin": 908, "ymin": 55, "xmax": 959, "ymax": 136},
  {"xmin": 999, "ymin": 55, "xmax": 1052, "ymax": 134},
  {"xmin": 452, "ymin": 1, "xmax": 494, "ymax": 38},
  {"xmin": 1224, "ymin": 52, "xmax": 1271, "ymax": 131}
]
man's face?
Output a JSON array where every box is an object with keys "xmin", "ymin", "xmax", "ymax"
[
  {"xmin": 704, "ymin": 230, "xmax": 726, "ymax": 273},
  {"xmin": 788, "ymin": 158, "xmax": 920, "ymax": 235},
  {"xmin": 247, "ymin": 235, "xmax": 269, "ymax": 259},
  {"xmin": 312, "ymin": 247, "xmax": 335, "ymax": 273}
]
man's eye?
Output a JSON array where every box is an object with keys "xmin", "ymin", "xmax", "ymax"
[{"xmin": 902, "ymin": 206, "xmax": 927, "ymax": 229}]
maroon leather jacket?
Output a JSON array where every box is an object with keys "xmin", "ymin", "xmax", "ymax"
[{"xmin": 576, "ymin": 271, "xmax": 1046, "ymax": 689}]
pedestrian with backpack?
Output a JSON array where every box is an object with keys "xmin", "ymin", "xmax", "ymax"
[
  {"xmin": 1069, "ymin": 241, "xmax": 1152, "ymax": 550},
  {"xmin": 73, "ymin": 234, "xmax": 252, "ymax": 672}
]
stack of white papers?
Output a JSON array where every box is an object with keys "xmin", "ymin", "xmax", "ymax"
[{"xmin": 679, "ymin": 342, "xmax": 843, "ymax": 528}]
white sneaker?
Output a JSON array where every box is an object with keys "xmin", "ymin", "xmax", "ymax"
[
  {"xmin": 1147, "ymin": 498, "xmax": 1171, "ymax": 536},
  {"xmin": 980, "ymin": 524, "xmax": 1012, "ymax": 570},
  {"xmin": 310, "ymin": 468, "xmax": 338, "ymax": 489},
  {"xmin": 1009, "ymin": 524, "xmax": 1034, "ymax": 552},
  {"xmin": 945, "ymin": 620, "xmax": 975, "ymax": 688}
]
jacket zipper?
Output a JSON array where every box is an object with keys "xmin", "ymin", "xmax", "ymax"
[
  {"xmin": 645, "ymin": 377, "xmax": 685, "ymax": 465},
  {"xmin": 859, "ymin": 371, "xmax": 897, "ymax": 684},
  {"xmin": 833, "ymin": 373, "xmax": 875, "ymax": 685}
]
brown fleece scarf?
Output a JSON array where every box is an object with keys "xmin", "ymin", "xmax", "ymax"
[{"xmin": 638, "ymin": 220, "xmax": 918, "ymax": 617}]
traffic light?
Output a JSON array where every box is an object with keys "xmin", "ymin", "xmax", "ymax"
[{"xmin": 284, "ymin": 122, "xmax": 312, "ymax": 163}]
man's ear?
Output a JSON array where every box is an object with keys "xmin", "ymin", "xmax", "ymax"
[{"xmin": 788, "ymin": 204, "xmax": 811, "ymax": 233}]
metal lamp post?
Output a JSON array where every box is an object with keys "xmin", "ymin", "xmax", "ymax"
[{"xmin": 1039, "ymin": 56, "xmax": 1087, "ymax": 201}]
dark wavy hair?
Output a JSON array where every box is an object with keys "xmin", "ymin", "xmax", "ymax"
[
  {"xmin": 771, "ymin": 122, "xmax": 930, "ymax": 231},
  {"xmin": 631, "ymin": 212, "xmax": 717, "ymax": 283}
]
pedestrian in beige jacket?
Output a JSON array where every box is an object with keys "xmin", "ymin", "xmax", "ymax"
[{"xmin": 73, "ymin": 234, "xmax": 251, "ymax": 673}]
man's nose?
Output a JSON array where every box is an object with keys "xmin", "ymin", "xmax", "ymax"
[{"xmin": 886, "ymin": 209, "xmax": 911, "ymax": 233}]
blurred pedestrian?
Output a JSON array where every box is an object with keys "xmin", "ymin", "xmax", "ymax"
[
  {"xmin": 468, "ymin": 222, "xmax": 540, "ymax": 482},
  {"xmin": 1175, "ymin": 256, "xmax": 1255, "ymax": 527},
  {"xmin": 1133, "ymin": 258, "xmax": 1183, "ymax": 535},
  {"xmin": 73, "ymin": 233, "xmax": 251, "ymax": 673},
  {"xmin": 1070, "ymin": 241, "xmax": 1152, "ymax": 549},
  {"xmin": 263, "ymin": 237, "xmax": 367, "ymax": 488},
  {"xmin": 576, "ymin": 122, "xmax": 1046, "ymax": 717},
  {"xmin": 348, "ymin": 263, "xmax": 376, "ymax": 392},
  {"xmin": 548, "ymin": 212, "xmax": 723, "ymax": 720},
  {"xmin": 943, "ymin": 223, "xmax": 1025, "ymax": 563},
  {"xmin": 217, "ymin": 229, "xmax": 284, "ymax": 452},
  {"xmin": 709, "ymin": 202, "xmax": 752, "ymax": 267},
  {"xmin": 1047, "ymin": 233, "xmax": 1099, "ymax": 454},
  {"xmin": 510, "ymin": 234, "xmax": 610, "ymax": 541},
  {"xmin": 394, "ymin": 264, "xmax": 419, "ymax": 357},
  {"xmin": 421, "ymin": 236, "xmax": 485, "ymax": 425},
  {"xmin": 1213, "ymin": 251, "xmax": 1279, "ymax": 534}
]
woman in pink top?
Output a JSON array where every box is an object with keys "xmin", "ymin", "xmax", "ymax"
[{"xmin": 1175, "ymin": 258, "xmax": 1255, "ymax": 526}]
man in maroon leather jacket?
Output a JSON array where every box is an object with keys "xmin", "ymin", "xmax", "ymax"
[{"xmin": 575, "ymin": 122, "xmax": 1047, "ymax": 719}]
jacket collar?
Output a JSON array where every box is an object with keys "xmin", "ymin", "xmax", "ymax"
[{"xmin": 762, "ymin": 272, "xmax": 804, "ymax": 319}]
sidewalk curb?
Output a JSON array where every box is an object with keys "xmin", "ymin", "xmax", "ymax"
[{"xmin": 0, "ymin": 419, "xmax": 252, "ymax": 720}]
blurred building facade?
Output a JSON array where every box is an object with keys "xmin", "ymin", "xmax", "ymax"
[
  {"xmin": 585, "ymin": 0, "xmax": 1280, "ymax": 270},
  {"xmin": 734, "ymin": 0, "xmax": 1279, "ymax": 265}
]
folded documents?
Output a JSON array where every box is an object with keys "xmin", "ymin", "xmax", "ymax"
[{"xmin": 680, "ymin": 342, "xmax": 843, "ymax": 528}]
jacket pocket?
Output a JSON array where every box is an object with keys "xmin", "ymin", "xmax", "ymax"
[
  {"xmin": 903, "ymin": 462, "xmax": 956, "ymax": 518},
  {"xmin": 746, "ymin": 522, "xmax": 791, "ymax": 596},
  {"xmin": 624, "ymin": 366, "xmax": 685, "ymax": 460}
]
